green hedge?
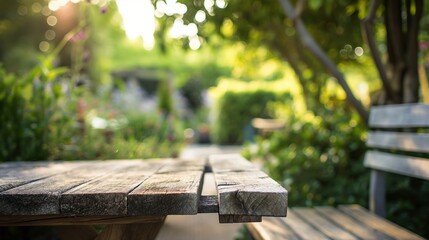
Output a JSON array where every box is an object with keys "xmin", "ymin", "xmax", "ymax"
[{"xmin": 210, "ymin": 80, "xmax": 292, "ymax": 144}]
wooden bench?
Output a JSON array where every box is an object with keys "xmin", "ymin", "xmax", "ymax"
[
  {"xmin": 0, "ymin": 155, "xmax": 287, "ymax": 239},
  {"xmin": 247, "ymin": 103, "xmax": 429, "ymax": 240}
]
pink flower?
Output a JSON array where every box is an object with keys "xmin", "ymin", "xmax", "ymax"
[{"xmin": 420, "ymin": 41, "xmax": 428, "ymax": 51}]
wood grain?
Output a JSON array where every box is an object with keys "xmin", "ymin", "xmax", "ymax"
[
  {"xmin": 218, "ymin": 215, "xmax": 261, "ymax": 223},
  {"xmin": 128, "ymin": 159, "xmax": 205, "ymax": 215},
  {"xmin": 369, "ymin": 103, "xmax": 429, "ymax": 128},
  {"xmin": 0, "ymin": 161, "xmax": 86, "ymax": 192},
  {"xmin": 209, "ymin": 154, "xmax": 287, "ymax": 217},
  {"xmin": 315, "ymin": 206, "xmax": 392, "ymax": 240},
  {"xmin": 0, "ymin": 160, "xmax": 136, "ymax": 215},
  {"xmin": 246, "ymin": 217, "xmax": 301, "ymax": 240},
  {"xmin": 60, "ymin": 160, "xmax": 164, "ymax": 215},
  {"xmin": 364, "ymin": 151, "xmax": 429, "ymax": 180},
  {"xmin": 283, "ymin": 209, "xmax": 328, "ymax": 240},
  {"xmin": 339, "ymin": 205, "xmax": 425, "ymax": 240},
  {"xmin": 198, "ymin": 195, "xmax": 218, "ymax": 213},
  {"xmin": 367, "ymin": 131, "xmax": 429, "ymax": 153},
  {"xmin": 293, "ymin": 207, "xmax": 358, "ymax": 240}
]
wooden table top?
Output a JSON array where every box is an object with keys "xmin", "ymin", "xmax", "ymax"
[{"xmin": 0, "ymin": 154, "xmax": 287, "ymax": 226}]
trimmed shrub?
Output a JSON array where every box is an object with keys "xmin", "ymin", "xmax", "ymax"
[{"xmin": 210, "ymin": 79, "xmax": 293, "ymax": 144}]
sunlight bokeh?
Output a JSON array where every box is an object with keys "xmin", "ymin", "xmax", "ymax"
[{"xmin": 116, "ymin": 0, "xmax": 155, "ymax": 50}]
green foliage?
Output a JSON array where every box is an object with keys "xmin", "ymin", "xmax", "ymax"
[
  {"xmin": 157, "ymin": 79, "xmax": 173, "ymax": 115},
  {"xmin": 0, "ymin": 58, "xmax": 73, "ymax": 162},
  {"xmin": 384, "ymin": 175, "xmax": 429, "ymax": 237},
  {"xmin": 211, "ymin": 80, "xmax": 293, "ymax": 144},
  {"xmin": 243, "ymin": 99, "xmax": 368, "ymax": 207}
]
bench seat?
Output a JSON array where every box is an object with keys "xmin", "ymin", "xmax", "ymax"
[
  {"xmin": 247, "ymin": 103, "xmax": 429, "ymax": 240},
  {"xmin": 247, "ymin": 205, "xmax": 425, "ymax": 240}
]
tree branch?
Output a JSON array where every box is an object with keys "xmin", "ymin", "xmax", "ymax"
[
  {"xmin": 278, "ymin": 0, "xmax": 369, "ymax": 122},
  {"xmin": 361, "ymin": 0, "xmax": 393, "ymax": 100}
]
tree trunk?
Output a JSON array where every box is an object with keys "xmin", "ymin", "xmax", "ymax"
[{"xmin": 365, "ymin": 0, "xmax": 422, "ymax": 105}]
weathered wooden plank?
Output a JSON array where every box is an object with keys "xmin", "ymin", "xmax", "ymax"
[
  {"xmin": 246, "ymin": 217, "xmax": 301, "ymax": 240},
  {"xmin": 60, "ymin": 160, "xmax": 165, "ymax": 215},
  {"xmin": 364, "ymin": 151, "xmax": 429, "ymax": 180},
  {"xmin": 339, "ymin": 205, "xmax": 425, "ymax": 240},
  {"xmin": 198, "ymin": 195, "xmax": 218, "ymax": 213},
  {"xmin": 218, "ymin": 215, "xmax": 261, "ymax": 223},
  {"xmin": 367, "ymin": 131, "xmax": 429, "ymax": 153},
  {"xmin": 209, "ymin": 154, "xmax": 287, "ymax": 217},
  {"xmin": 0, "ymin": 215, "xmax": 165, "ymax": 226},
  {"xmin": 128, "ymin": 159, "xmax": 205, "ymax": 215},
  {"xmin": 293, "ymin": 207, "xmax": 358, "ymax": 240},
  {"xmin": 369, "ymin": 103, "xmax": 429, "ymax": 128},
  {"xmin": 315, "ymin": 206, "xmax": 393, "ymax": 240},
  {"xmin": 0, "ymin": 160, "xmax": 136, "ymax": 215},
  {"xmin": 284, "ymin": 209, "xmax": 329, "ymax": 240},
  {"xmin": 0, "ymin": 161, "xmax": 87, "ymax": 192}
]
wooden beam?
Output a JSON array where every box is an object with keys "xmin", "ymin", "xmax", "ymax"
[
  {"xmin": 209, "ymin": 154, "xmax": 287, "ymax": 219},
  {"xmin": 0, "ymin": 215, "xmax": 165, "ymax": 226}
]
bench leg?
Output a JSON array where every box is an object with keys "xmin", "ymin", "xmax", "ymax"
[{"xmin": 95, "ymin": 217, "xmax": 166, "ymax": 240}]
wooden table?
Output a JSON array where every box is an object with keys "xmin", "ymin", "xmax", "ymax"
[{"xmin": 0, "ymin": 154, "xmax": 287, "ymax": 240}]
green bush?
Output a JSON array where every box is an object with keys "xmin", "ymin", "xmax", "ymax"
[
  {"xmin": 243, "ymin": 100, "xmax": 368, "ymax": 206},
  {"xmin": 0, "ymin": 59, "xmax": 74, "ymax": 162},
  {"xmin": 211, "ymin": 80, "xmax": 292, "ymax": 144}
]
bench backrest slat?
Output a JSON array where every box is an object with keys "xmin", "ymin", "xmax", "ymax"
[
  {"xmin": 366, "ymin": 132, "xmax": 429, "ymax": 153},
  {"xmin": 364, "ymin": 151, "xmax": 429, "ymax": 181},
  {"xmin": 368, "ymin": 104, "xmax": 429, "ymax": 128}
]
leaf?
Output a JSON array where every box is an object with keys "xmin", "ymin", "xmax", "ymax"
[
  {"xmin": 53, "ymin": 84, "xmax": 62, "ymax": 98},
  {"xmin": 308, "ymin": 0, "xmax": 322, "ymax": 10},
  {"xmin": 22, "ymin": 83, "xmax": 33, "ymax": 101},
  {"xmin": 47, "ymin": 67, "xmax": 69, "ymax": 82}
]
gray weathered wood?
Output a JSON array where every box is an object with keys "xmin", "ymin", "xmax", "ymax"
[
  {"xmin": 315, "ymin": 206, "xmax": 392, "ymax": 240},
  {"xmin": 209, "ymin": 154, "xmax": 287, "ymax": 217},
  {"xmin": 246, "ymin": 217, "xmax": 301, "ymax": 240},
  {"xmin": 369, "ymin": 170, "xmax": 386, "ymax": 217},
  {"xmin": 0, "ymin": 160, "xmax": 136, "ymax": 215},
  {"xmin": 339, "ymin": 205, "xmax": 425, "ymax": 240},
  {"xmin": 219, "ymin": 214, "xmax": 262, "ymax": 223},
  {"xmin": 367, "ymin": 131, "xmax": 429, "ymax": 153},
  {"xmin": 293, "ymin": 207, "xmax": 358, "ymax": 240},
  {"xmin": 364, "ymin": 151, "xmax": 429, "ymax": 180},
  {"xmin": 198, "ymin": 195, "xmax": 218, "ymax": 213},
  {"xmin": 283, "ymin": 209, "xmax": 328, "ymax": 240},
  {"xmin": 0, "ymin": 215, "xmax": 166, "ymax": 226},
  {"xmin": 60, "ymin": 160, "xmax": 165, "ymax": 215},
  {"xmin": 369, "ymin": 103, "xmax": 429, "ymax": 128},
  {"xmin": 0, "ymin": 161, "xmax": 86, "ymax": 192},
  {"xmin": 127, "ymin": 159, "xmax": 205, "ymax": 215}
]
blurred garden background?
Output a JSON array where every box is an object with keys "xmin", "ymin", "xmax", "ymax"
[{"xmin": 1, "ymin": 0, "xmax": 429, "ymax": 239}]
